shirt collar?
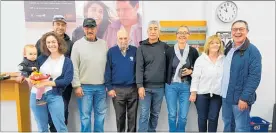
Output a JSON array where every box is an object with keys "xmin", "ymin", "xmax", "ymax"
[
  {"xmin": 145, "ymin": 38, "xmax": 160, "ymax": 45},
  {"xmin": 84, "ymin": 36, "xmax": 98, "ymax": 42},
  {"xmin": 24, "ymin": 57, "xmax": 36, "ymax": 62},
  {"xmin": 232, "ymin": 40, "xmax": 244, "ymax": 50},
  {"xmin": 118, "ymin": 45, "xmax": 129, "ymax": 51},
  {"xmin": 202, "ymin": 52, "xmax": 224, "ymax": 61}
]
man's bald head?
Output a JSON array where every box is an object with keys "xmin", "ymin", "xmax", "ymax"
[
  {"xmin": 117, "ymin": 28, "xmax": 128, "ymax": 38},
  {"xmin": 117, "ymin": 28, "xmax": 129, "ymax": 50}
]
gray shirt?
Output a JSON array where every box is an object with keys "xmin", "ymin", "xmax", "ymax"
[{"xmin": 71, "ymin": 37, "xmax": 108, "ymax": 88}]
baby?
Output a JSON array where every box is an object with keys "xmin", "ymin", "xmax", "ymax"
[{"xmin": 18, "ymin": 45, "xmax": 46, "ymax": 105}]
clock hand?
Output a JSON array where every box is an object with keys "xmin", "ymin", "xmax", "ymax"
[{"xmin": 223, "ymin": 8, "xmax": 227, "ymax": 12}]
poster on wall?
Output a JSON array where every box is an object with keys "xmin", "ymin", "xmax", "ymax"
[
  {"xmin": 24, "ymin": 1, "xmax": 143, "ymax": 48},
  {"xmin": 24, "ymin": 1, "xmax": 76, "ymax": 22}
]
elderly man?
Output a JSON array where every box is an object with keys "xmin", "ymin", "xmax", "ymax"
[
  {"xmin": 221, "ymin": 20, "xmax": 262, "ymax": 132},
  {"xmin": 136, "ymin": 20, "xmax": 169, "ymax": 132},
  {"xmin": 104, "ymin": 28, "xmax": 138, "ymax": 132},
  {"xmin": 104, "ymin": 0, "xmax": 142, "ymax": 48},
  {"xmin": 35, "ymin": 15, "xmax": 74, "ymax": 132},
  {"xmin": 71, "ymin": 18, "xmax": 108, "ymax": 132}
]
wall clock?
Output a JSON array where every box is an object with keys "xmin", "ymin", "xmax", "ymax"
[{"xmin": 216, "ymin": 1, "xmax": 238, "ymax": 23}]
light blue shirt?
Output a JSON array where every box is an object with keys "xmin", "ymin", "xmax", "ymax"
[{"xmin": 221, "ymin": 43, "xmax": 243, "ymax": 98}]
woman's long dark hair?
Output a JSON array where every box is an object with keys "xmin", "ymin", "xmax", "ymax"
[{"xmin": 83, "ymin": 1, "xmax": 111, "ymax": 38}]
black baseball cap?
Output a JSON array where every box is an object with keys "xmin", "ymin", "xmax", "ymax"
[{"xmin": 83, "ymin": 18, "xmax": 97, "ymax": 27}]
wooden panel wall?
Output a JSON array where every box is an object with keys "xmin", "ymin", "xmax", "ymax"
[{"xmin": 159, "ymin": 21, "xmax": 207, "ymax": 53}]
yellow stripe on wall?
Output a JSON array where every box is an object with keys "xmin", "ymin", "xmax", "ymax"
[
  {"xmin": 160, "ymin": 21, "xmax": 207, "ymax": 27},
  {"xmin": 159, "ymin": 20, "xmax": 207, "ymax": 54},
  {"xmin": 159, "ymin": 34, "xmax": 206, "ymax": 40}
]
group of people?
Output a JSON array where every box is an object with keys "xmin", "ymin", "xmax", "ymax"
[{"xmin": 17, "ymin": 2, "xmax": 262, "ymax": 132}]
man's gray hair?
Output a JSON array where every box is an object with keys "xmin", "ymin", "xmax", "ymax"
[{"xmin": 148, "ymin": 20, "xmax": 160, "ymax": 29}]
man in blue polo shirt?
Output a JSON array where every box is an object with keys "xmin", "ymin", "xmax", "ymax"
[{"xmin": 104, "ymin": 28, "xmax": 138, "ymax": 132}]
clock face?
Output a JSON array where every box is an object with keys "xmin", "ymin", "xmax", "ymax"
[{"xmin": 216, "ymin": 1, "xmax": 238, "ymax": 23}]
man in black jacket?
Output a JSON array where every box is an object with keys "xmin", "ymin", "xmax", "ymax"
[
  {"xmin": 136, "ymin": 20, "xmax": 169, "ymax": 132},
  {"xmin": 35, "ymin": 15, "xmax": 74, "ymax": 132}
]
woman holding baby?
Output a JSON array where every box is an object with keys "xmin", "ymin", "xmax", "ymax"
[{"xmin": 28, "ymin": 32, "xmax": 73, "ymax": 132}]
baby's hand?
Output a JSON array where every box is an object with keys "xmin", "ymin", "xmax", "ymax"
[
  {"xmin": 15, "ymin": 76, "xmax": 25, "ymax": 83},
  {"xmin": 32, "ymin": 67, "xmax": 37, "ymax": 71},
  {"xmin": 25, "ymin": 78, "xmax": 34, "ymax": 88}
]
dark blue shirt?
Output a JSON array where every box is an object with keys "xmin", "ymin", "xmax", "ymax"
[
  {"xmin": 18, "ymin": 57, "xmax": 39, "ymax": 77},
  {"xmin": 104, "ymin": 45, "xmax": 137, "ymax": 91}
]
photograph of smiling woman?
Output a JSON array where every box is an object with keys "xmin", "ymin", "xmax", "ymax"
[{"xmin": 72, "ymin": 1, "xmax": 113, "ymax": 43}]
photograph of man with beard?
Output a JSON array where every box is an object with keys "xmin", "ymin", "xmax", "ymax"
[{"xmin": 103, "ymin": 0, "xmax": 142, "ymax": 48}]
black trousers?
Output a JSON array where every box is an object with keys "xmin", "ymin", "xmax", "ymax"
[
  {"xmin": 195, "ymin": 94, "xmax": 222, "ymax": 132},
  {"xmin": 48, "ymin": 84, "xmax": 73, "ymax": 132},
  {"xmin": 112, "ymin": 87, "xmax": 138, "ymax": 132}
]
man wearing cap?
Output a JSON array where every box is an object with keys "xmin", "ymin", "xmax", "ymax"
[
  {"xmin": 35, "ymin": 15, "xmax": 74, "ymax": 132},
  {"xmin": 36, "ymin": 15, "xmax": 73, "ymax": 58},
  {"xmin": 104, "ymin": 28, "xmax": 138, "ymax": 132},
  {"xmin": 71, "ymin": 18, "xmax": 108, "ymax": 132}
]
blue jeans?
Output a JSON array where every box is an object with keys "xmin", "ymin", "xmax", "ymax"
[
  {"xmin": 195, "ymin": 94, "xmax": 222, "ymax": 132},
  {"xmin": 165, "ymin": 82, "xmax": 190, "ymax": 132},
  {"xmin": 138, "ymin": 88, "xmax": 164, "ymax": 132},
  {"xmin": 30, "ymin": 90, "xmax": 67, "ymax": 132},
  {"xmin": 77, "ymin": 84, "xmax": 107, "ymax": 132},
  {"xmin": 222, "ymin": 98, "xmax": 251, "ymax": 132}
]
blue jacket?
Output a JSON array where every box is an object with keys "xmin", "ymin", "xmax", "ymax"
[
  {"xmin": 224, "ymin": 38, "xmax": 262, "ymax": 105},
  {"xmin": 37, "ymin": 55, "xmax": 73, "ymax": 95}
]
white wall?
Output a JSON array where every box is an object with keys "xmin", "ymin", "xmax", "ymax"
[
  {"xmin": 204, "ymin": 1, "xmax": 275, "ymax": 124},
  {"xmin": 142, "ymin": 1, "xmax": 206, "ymax": 39},
  {"xmin": 1, "ymin": 1, "xmax": 26, "ymax": 73},
  {"xmin": 1, "ymin": 1, "xmax": 275, "ymax": 132}
]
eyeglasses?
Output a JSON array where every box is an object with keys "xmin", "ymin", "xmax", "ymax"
[
  {"xmin": 176, "ymin": 31, "xmax": 190, "ymax": 35},
  {"xmin": 231, "ymin": 27, "xmax": 246, "ymax": 32}
]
